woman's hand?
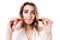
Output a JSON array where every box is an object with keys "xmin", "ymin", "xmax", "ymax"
[
  {"xmin": 41, "ymin": 18, "xmax": 53, "ymax": 34},
  {"xmin": 6, "ymin": 18, "xmax": 18, "ymax": 40},
  {"xmin": 7, "ymin": 18, "xmax": 20, "ymax": 34},
  {"xmin": 6, "ymin": 18, "xmax": 23, "ymax": 40}
]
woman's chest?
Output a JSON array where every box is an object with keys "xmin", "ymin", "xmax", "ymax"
[{"xmin": 12, "ymin": 29, "xmax": 46, "ymax": 40}]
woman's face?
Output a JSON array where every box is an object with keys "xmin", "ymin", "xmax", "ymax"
[{"xmin": 23, "ymin": 5, "xmax": 35, "ymax": 25}]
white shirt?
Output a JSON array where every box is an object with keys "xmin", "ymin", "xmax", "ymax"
[{"xmin": 12, "ymin": 28, "xmax": 47, "ymax": 40}]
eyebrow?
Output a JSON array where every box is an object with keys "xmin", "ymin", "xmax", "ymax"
[
  {"xmin": 24, "ymin": 9, "xmax": 35, "ymax": 13},
  {"xmin": 24, "ymin": 10, "xmax": 28, "ymax": 11}
]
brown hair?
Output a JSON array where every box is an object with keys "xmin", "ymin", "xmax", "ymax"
[{"xmin": 19, "ymin": 2, "xmax": 41, "ymax": 32}]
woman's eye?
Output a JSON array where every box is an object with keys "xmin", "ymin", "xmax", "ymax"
[
  {"xmin": 31, "ymin": 12, "xmax": 35, "ymax": 14},
  {"xmin": 24, "ymin": 11, "xmax": 28, "ymax": 13},
  {"xmin": 33, "ymin": 12, "xmax": 35, "ymax": 14}
]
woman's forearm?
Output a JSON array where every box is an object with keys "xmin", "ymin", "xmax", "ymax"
[
  {"xmin": 6, "ymin": 32, "xmax": 12, "ymax": 40},
  {"xmin": 46, "ymin": 32, "xmax": 52, "ymax": 40}
]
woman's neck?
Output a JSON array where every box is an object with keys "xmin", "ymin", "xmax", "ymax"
[{"xmin": 25, "ymin": 24, "xmax": 34, "ymax": 31}]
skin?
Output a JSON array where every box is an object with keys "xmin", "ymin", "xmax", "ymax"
[
  {"xmin": 6, "ymin": 5, "xmax": 53, "ymax": 40},
  {"xmin": 23, "ymin": 5, "xmax": 36, "ymax": 40},
  {"xmin": 23, "ymin": 5, "xmax": 35, "ymax": 31},
  {"xmin": 23, "ymin": 5, "xmax": 35, "ymax": 25}
]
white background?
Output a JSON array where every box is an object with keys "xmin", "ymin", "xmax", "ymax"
[{"xmin": 0, "ymin": 0, "xmax": 60, "ymax": 40}]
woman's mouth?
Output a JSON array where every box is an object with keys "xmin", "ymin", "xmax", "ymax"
[{"xmin": 27, "ymin": 19, "xmax": 33, "ymax": 20}]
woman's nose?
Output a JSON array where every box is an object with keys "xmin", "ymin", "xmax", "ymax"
[{"xmin": 28, "ymin": 13, "xmax": 32, "ymax": 18}]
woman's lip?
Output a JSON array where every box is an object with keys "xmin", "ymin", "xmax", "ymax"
[
  {"xmin": 27, "ymin": 19, "xmax": 33, "ymax": 20},
  {"xmin": 26, "ymin": 19, "xmax": 33, "ymax": 21}
]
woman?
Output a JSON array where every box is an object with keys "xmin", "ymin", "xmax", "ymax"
[{"xmin": 6, "ymin": 2, "xmax": 53, "ymax": 40}]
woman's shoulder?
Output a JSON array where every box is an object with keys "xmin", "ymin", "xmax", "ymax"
[
  {"xmin": 38, "ymin": 27, "xmax": 47, "ymax": 40},
  {"xmin": 12, "ymin": 28, "xmax": 24, "ymax": 40},
  {"xmin": 12, "ymin": 26, "xmax": 24, "ymax": 35},
  {"xmin": 14, "ymin": 27, "xmax": 23, "ymax": 33},
  {"xmin": 12, "ymin": 28, "xmax": 24, "ymax": 38}
]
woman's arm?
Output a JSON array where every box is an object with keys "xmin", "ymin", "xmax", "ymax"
[
  {"xmin": 6, "ymin": 18, "xmax": 22, "ymax": 40},
  {"xmin": 46, "ymin": 32, "xmax": 52, "ymax": 40},
  {"xmin": 41, "ymin": 18, "xmax": 53, "ymax": 40},
  {"xmin": 6, "ymin": 24, "xmax": 13, "ymax": 40},
  {"xmin": 6, "ymin": 18, "xmax": 17, "ymax": 40},
  {"xmin": 6, "ymin": 31, "xmax": 12, "ymax": 40}
]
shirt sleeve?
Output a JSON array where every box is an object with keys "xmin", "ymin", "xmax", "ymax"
[{"xmin": 12, "ymin": 30, "xmax": 19, "ymax": 40}]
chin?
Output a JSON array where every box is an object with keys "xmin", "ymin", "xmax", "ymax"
[
  {"xmin": 25, "ymin": 22, "xmax": 33, "ymax": 25},
  {"xmin": 24, "ymin": 20, "xmax": 33, "ymax": 25},
  {"xmin": 24, "ymin": 19, "xmax": 34, "ymax": 25}
]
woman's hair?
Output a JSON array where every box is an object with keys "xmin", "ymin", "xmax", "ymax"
[{"xmin": 19, "ymin": 2, "xmax": 41, "ymax": 32}]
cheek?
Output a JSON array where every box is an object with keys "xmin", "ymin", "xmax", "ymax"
[
  {"xmin": 23, "ymin": 13, "xmax": 28, "ymax": 19},
  {"xmin": 32, "ymin": 15, "xmax": 35, "ymax": 19}
]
